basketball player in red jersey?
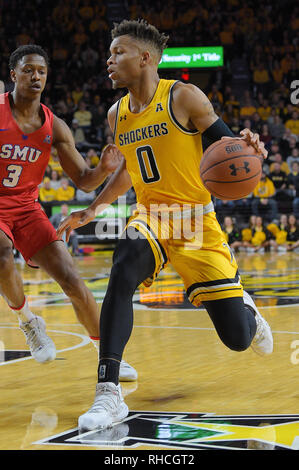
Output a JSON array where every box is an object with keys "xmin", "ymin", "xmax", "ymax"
[{"xmin": 0, "ymin": 45, "xmax": 136, "ymax": 380}]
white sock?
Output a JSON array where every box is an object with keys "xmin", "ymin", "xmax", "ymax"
[{"xmin": 9, "ymin": 296, "xmax": 35, "ymax": 324}]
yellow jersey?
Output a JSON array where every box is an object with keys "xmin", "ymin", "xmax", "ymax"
[
  {"xmin": 114, "ymin": 79, "xmax": 211, "ymax": 208},
  {"xmin": 39, "ymin": 187, "xmax": 57, "ymax": 202},
  {"xmin": 55, "ymin": 185, "xmax": 75, "ymax": 201},
  {"xmin": 253, "ymin": 177, "xmax": 275, "ymax": 198}
]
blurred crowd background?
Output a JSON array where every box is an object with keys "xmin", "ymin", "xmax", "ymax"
[{"xmin": 0, "ymin": 0, "xmax": 298, "ymax": 253}]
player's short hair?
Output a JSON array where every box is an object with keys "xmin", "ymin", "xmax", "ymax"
[
  {"xmin": 9, "ymin": 45, "xmax": 49, "ymax": 70},
  {"xmin": 111, "ymin": 19, "xmax": 169, "ymax": 60}
]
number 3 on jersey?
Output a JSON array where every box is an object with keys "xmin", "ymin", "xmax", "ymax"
[
  {"xmin": 136, "ymin": 145, "xmax": 160, "ymax": 184},
  {"xmin": 2, "ymin": 164, "xmax": 23, "ymax": 187}
]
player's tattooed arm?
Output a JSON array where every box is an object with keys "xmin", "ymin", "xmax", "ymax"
[
  {"xmin": 172, "ymin": 83, "xmax": 267, "ymax": 157},
  {"xmin": 171, "ymin": 82, "xmax": 219, "ymax": 133},
  {"xmin": 52, "ymin": 115, "xmax": 124, "ymax": 192}
]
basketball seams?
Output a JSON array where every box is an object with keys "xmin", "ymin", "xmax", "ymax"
[
  {"xmin": 201, "ymin": 139, "xmax": 236, "ymax": 161},
  {"xmin": 200, "ymin": 138, "xmax": 263, "ymax": 200},
  {"xmin": 200, "ymin": 154, "xmax": 261, "ymax": 177},
  {"xmin": 204, "ymin": 169, "xmax": 262, "ymax": 184}
]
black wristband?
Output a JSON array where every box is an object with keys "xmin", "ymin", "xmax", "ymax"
[{"xmin": 202, "ymin": 118, "xmax": 235, "ymax": 151}]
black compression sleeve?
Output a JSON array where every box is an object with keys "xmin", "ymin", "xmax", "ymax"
[{"xmin": 202, "ymin": 117, "xmax": 236, "ymax": 151}]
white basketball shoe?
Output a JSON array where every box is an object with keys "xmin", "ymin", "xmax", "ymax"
[
  {"xmin": 119, "ymin": 360, "xmax": 138, "ymax": 382},
  {"xmin": 78, "ymin": 382, "xmax": 129, "ymax": 431},
  {"xmin": 19, "ymin": 316, "xmax": 56, "ymax": 363},
  {"xmin": 243, "ymin": 291, "xmax": 273, "ymax": 356}
]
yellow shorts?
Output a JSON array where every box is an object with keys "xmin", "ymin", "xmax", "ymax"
[{"xmin": 125, "ymin": 206, "xmax": 243, "ymax": 306}]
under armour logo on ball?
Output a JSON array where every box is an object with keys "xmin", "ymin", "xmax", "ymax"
[{"xmin": 229, "ymin": 161, "xmax": 250, "ymax": 176}]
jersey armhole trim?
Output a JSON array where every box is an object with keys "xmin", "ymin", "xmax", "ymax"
[
  {"xmin": 41, "ymin": 103, "xmax": 53, "ymax": 128},
  {"xmin": 113, "ymin": 98, "xmax": 121, "ymax": 143},
  {"xmin": 168, "ymin": 81, "xmax": 200, "ymax": 136}
]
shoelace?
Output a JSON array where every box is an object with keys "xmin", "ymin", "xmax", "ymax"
[
  {"xmin": 89, "ymin": 385, "xmax": 120, "ymax": 413},
  {"xmin": 21, "ymin": 320, "xmax": 48, "ymax": 350},
  {"xmin": 253, "ymin": 315, "xmax": 265, "ymax": 343},
  {"xmin": 120, "ymin": 361, "xmax": 131, "ymax": 370}
]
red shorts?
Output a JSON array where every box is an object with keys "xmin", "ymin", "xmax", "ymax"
[{"xmin": 0, "ymin": 197, "xmax": 59, "ymax": 263}]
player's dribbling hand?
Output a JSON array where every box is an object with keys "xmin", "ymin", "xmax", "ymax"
[
  {"xmin": 56, "ymin": 208, "xmax": 96, "ymax": 242},
  {"xmin": 239, "ymin": 128, "xmax": 268, "ymax": 159},
  {"xmin": 221, "ymin": 128, "xmax": 268, "ymax": 160},
  {"xmin": 99, "ymin": 144, "xmax": 124, "ymax": 174}
]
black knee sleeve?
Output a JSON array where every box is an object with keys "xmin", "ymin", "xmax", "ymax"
[{"xmin": 202, "ymin": 297, "xmax": 257, "ymax": 352}]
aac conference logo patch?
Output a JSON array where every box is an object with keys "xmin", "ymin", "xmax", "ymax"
[{"xmin": 34, "ymin": 411, "xmax": 299, "ymax": 450}]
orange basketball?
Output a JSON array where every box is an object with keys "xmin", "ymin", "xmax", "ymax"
[{"xmin": 200, "ymin": 138, "xmax": 263, "ymax": 200}]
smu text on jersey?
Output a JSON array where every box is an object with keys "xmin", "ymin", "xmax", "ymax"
[{"xmin": 0, "ymin": 144, "xmax": 42, "ymax": 162}]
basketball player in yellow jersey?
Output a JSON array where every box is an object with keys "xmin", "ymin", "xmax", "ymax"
[{"xmin": 58, "ymin": 19, "xmax": 273, "ymax": 431}]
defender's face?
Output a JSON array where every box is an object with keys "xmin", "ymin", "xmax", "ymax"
[
  {"xmin": 10, "ymin": 54, "xmax": 47, "ymax": 97},
  {"xmin": 107, "ymin": 35, "xmax": 143, "ymax": 89}
]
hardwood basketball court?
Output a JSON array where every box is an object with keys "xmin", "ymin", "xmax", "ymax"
[{"xmin": 0, "ymin": 250, "xmax": 298, "ymax": 451}]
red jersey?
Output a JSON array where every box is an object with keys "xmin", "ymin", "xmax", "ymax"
[{"xmin": 0, "ymin": 92, "xmax": 53, "ymax": 202}]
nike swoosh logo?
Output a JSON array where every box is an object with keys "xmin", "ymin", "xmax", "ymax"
[{"xmin": 0, "ymin": 128, "xmax": 9, "ymax": 131}]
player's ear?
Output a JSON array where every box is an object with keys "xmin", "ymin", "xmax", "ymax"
[
  {"xmin": 140, "ymin": 51, "xmax": 150, "ymax": 67},
  {"xmin": 10, "ymin": 69, "xmax": 17, "ymax": 83}
]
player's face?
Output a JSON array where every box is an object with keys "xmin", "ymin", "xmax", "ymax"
[
  {"xmin": 11, "ymin": 54, "xmax": 47, "ymax": 97},
  {"xmin": 107, "ymin": 35, "xmax": 143, "ymax": 89}
]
